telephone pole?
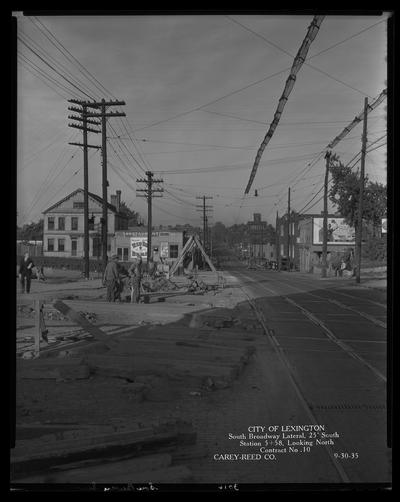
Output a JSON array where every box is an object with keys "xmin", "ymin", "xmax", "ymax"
[
  {"xmin": 196, "ymin": 196, "xmax": 213, "ymax": 250},
  {"xmin": 136, "ymin": 171, "xmax": 163, "ymax": 263},
  {"xmin": 355, "ymin": 97, "xmax": 369, "ymax": 284},
  {"xmin": 287, "ymin": 187, "xmax": 291, "ymax": 271},
  {"xmin": 70, "ymin": 99, "xmax": 126, "ymax": 272},
  {"xmin": 68, "ymin": 101, "xmax": 101, "ymax": 279},
  {"xmin": 321, "ymin": 151, "xmax": 331, "ymax": 278},
  {"xmin": 275, "ymin": 210, "xmax": 280, "ymax": 270}
]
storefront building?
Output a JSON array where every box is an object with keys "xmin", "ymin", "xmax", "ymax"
[
  {"xmin": 298, "ymin": 214, "xmax": 356, "ymax": 273},
  {"xmin": 113, "ymin": 228, "xmax": 184, "ymax": 265}
]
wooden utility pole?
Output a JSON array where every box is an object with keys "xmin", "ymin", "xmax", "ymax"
[
  {"xmin": 136, "ymin": 171, "xmax": 164, "ymax": 263},
  {"xmin": 287, "ymin": 187, "xmax": 291, "ymax": 271},
  {"xmin": 73, "ymin": 99, "xmax": 126, "ymax": 273},
  {"xmin": 196, "ymin": 195, "xmax": 213, "ymax": 250},
  {"xmin": 275, "ymin": 211, "xmax": 280, "ymax": 270},
  {"xmin": 355, "ymin": 97, "xmax": 369, "ymax": 284},
  {"xmin": 321, "ymin": 151, "xmax": 331, "ymax": 278},
  {"xmin": 68, "ymin": 101, "xmax": 101, "ymax": 279}
]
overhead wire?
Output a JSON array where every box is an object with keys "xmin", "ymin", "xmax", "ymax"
[
  {"xmin": 130, "ymin": 17, "xmax": 386, "ymax": 134},
  {"xmin": 227, "ymin": 15, "xmax": 374, "ymax": 99}
]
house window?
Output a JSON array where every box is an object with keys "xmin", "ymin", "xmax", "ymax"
[
  {"xmin": 47, "ymin": 238, "xmax": 54, "ymax": 252},
  {"xmin": 58, "ymin": 239, "xmax": 65, "ymax": 252},
  {"xmin": 71, "ymin": 217, "xmax": 78, "ymax": 231},
  {"xmin": 117, "ymin": 247, "xmax": 123, "ymax": 260},
  {"xmin": 73, "ymin": 202, "xmax": 84, "ymax": 209},
  {"xmin": 71, "ymin": 239, "xmax": 77, "ymax": 257},
  {"xmin": 169, "ymin": 244, "xmax": 179, "ymax": 258},
  {"xmin": 48, "ymin": 217, "xmax": 54, "ymax": 230},
  {"xmin": 123, "ymin": 248, "xmax": 129, "ymax": 261},
  {"xmin": 280, "ymin": 225, "xmax": 284, "ymax": 237},
  {"xmin": 58, "ymin": 217, "xmax": 65, "ymax": 231}
]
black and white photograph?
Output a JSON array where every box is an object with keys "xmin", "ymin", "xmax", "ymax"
[{"xmin": 11, "ymin": 10, "xmax": 392, "ymax": 492}]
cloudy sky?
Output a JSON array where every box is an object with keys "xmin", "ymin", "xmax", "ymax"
[{"xmin": 15, "ymin": 12, "xmax": 389, "ymax": 228}]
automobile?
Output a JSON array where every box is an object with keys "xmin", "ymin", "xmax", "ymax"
[{"xmin": 280, "ymin": 257, "xmax": 289, "ymax": 271}]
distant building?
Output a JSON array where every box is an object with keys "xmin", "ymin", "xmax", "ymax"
[
  {"xmin": 247, "ymin": 213, "xmax": 276, "ymax": 260},
  {"xmin": 276, "ymin": 212, "xmax": 306, "ymax": 270},
  {"xmin": 42, "ymin": 188, "xmax": 129, "ymax": 258}
]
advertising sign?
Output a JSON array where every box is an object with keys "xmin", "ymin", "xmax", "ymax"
[
  {"xmin": 130, "ymin": 237, "xmax": 147, "ymax": 259},
  {"xmin": 382, "ymin": 218, "xmax": 387, "ymax": 234},
  {"xmin": 313, "ymin": 217, "xmax": 355, "ymax": 245},
  {"xmin": 160, "ymin": 242, "xmax": 169, "ymax": 258}
]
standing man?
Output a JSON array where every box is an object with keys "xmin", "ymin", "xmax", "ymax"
[
  {"xmin": 129, "ymin": 256, "xmax": 143, "ymax": 303},
  {"xmin": 103, "ymin": 254, "xmax": 121, "ymax": 302},
  {"xmin": 19, "ymin": 252, "xmax": 34, "ymax": 294}
]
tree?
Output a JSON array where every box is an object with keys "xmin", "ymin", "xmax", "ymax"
[
  {"xmin": 328, "ymin": 155, "xmax": 387, "ymax": 231},
  {"xmin": 118, "ymin": 201, "xmax": 141, "ymax": 226},
  {"xmin": 17, "ymin": 219, "xmax": 44, "ymax": 241}
]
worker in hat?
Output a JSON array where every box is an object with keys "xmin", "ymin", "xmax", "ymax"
[{"xmin": 103, "ymin": 254, "xmax": 121, "ymax": 302}]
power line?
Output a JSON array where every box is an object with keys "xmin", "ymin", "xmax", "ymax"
[
  {"xmin": 19, "ymin": 30, "xmax": 102, "ymax": 100},
  {"xmin": 17, "ymin": 53, "xmax": 80, "ymax": 100},
  {"xmin": 244, "ymin": 15, "xmax": 325, "ymax": 194},
  {"xmin": 226, "ymin": 15, "xmax": 374, "ymax": 98},
  {"xmin": 131, "ymin": 18, "xmax": 386, "ymax": 134},
  {"xmin": 18, "ymin": 36, "xmax": 95, "ymax": 100}
]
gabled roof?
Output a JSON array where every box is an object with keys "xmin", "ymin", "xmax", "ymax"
[{"xmin": 42, "ymin": 188, "xmax": 120, "ymax": 214}]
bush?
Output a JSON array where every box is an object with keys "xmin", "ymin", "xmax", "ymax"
[{"xmin": 362, "ymin": 236, "xmax": 387, "ymax": 262}]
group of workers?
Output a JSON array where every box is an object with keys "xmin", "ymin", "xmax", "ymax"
[{"xmin": 103, "ymin": 254, "xmax": 158, "ymax": 303}]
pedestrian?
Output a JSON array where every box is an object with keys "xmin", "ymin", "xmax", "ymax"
[
  {"xmin": 129, "ymin": 256, "xmax": 143, "ymax": 303},
  {"xmin": 37, "ymin": 264, "xmax": 46, "ymax": 282},
  {"xmin": 19, "ymin": 252, "xmax": 34, "ymax": 294},
  {"xmin": 339, "ymin": 258, "xmax": 346, "ymax": 277},
  {"xmin": 103, "ymin": 254, "xmax": 121, "ymax": 302},
  {"xmin": 147, "ymin": 257, "xmax": 156, "ymax": 279}
]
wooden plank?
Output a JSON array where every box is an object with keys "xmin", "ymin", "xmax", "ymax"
[
  {"xmin": 11, "ymin": 426, "xmax": 196, "ymax": 479},
  {"xmin": 52, "ymin": 300, "xmax": 109, "ymax": 342},
  {"xmin": 15, "ymin": 463, "xmax": 192, "ymax": 484},
  {"xmin": 15, "ymin": 454, "xmax": 172, "ymax": 483}
]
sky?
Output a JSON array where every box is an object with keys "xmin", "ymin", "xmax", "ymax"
[{"xmin": 15, "ymin": 12, "xmax": 389, "ymax": 228}]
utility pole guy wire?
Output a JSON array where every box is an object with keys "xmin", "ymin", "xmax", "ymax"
[{"xmin": 244, "ymin": 15, "xmax": 324, "ymax": 195}]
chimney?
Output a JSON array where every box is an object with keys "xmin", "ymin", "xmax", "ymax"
[
  {"xmin": 116, "ymin": 190, "xmax": 121, "ymax": 213},
  {"xmin": 110, "ymin": 194, "xmax": 117, "ymax": 209}
]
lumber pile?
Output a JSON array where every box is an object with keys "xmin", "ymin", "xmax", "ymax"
[
  {"xmin": 86, "ymin": 323, "xmax": 256, "ymax": 390},
  {"xmin": 11, "ymin": 420, "xmax": 198, "ymax": 483}
]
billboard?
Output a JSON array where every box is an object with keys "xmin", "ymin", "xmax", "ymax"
[
  {"xmin": 313, "ymin": 217, "xmax": 355, "ymax": 245},
  {"xmin": 130, "ymin": 237, "xmax": 147, "ymax": 259},
  {"xmin": 160, "ymin": 242, "xmax": 169, "ymax": 258}
]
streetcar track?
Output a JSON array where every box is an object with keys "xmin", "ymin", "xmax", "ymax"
[
  {"xmin": 237, "ymin": 270, "xmax": 386, "ymax": 383},
  {"xmin": 274, "ymin": 273, "xmax": 387, "ymax": 309},
  {"xmin": 236, "ymin": 274, "xmax": 351, "ymax": 483},
  {"xmin": 262, "ymin": 274, "xmax": 387, "ymax": 329}
]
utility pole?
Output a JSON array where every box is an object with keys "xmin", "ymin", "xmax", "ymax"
[
  {"xmin": 136, "ymin": 171, "xmax": 164, "ymax": 263},
  {"xmin": 287, "ymin": 187, "xmax": 291, "ymax": 271},
  {"xmin": 321, "ymin": 151, "xmax": 331, "ymax": 278},
  {"xmin": 68, "ymin": 101, "xmax": 101, "ymax": 279},
  {"xmin": 71, "ymin": 99, "xmax": 126, "ymax": 273},
  {"xmin": 196, "ymin": 196, "xmax": 213, "ymax": 249},
  {"xmin": 355, "ymin": 97, "xmax": 369, "ymax": 284},
  {"xmin": 276, "ymin": 211, "xmax": 280, "ymax": 270}
]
